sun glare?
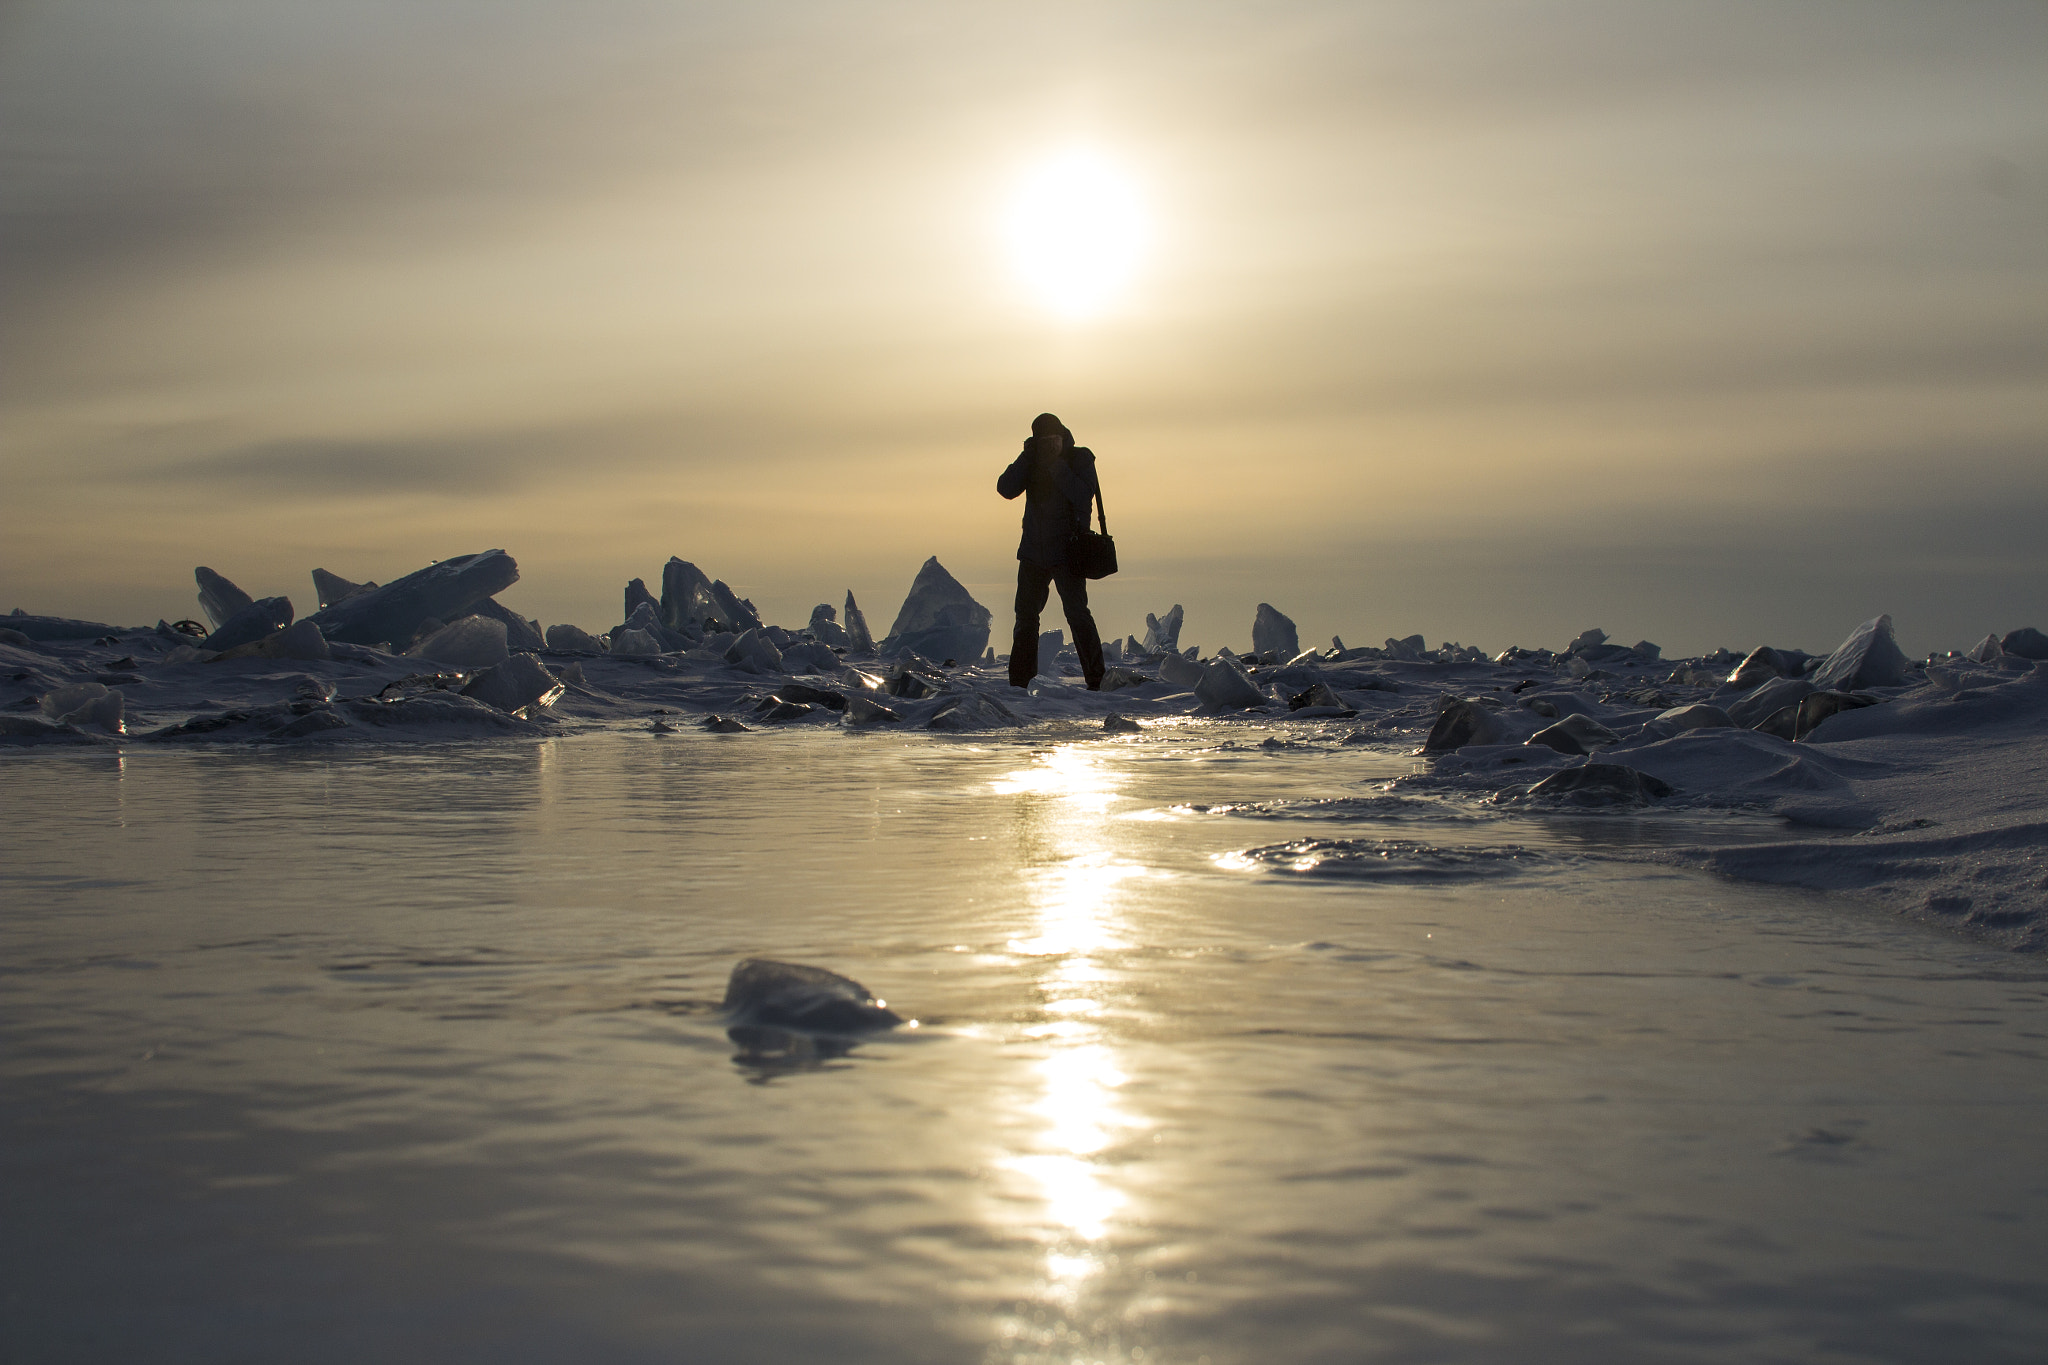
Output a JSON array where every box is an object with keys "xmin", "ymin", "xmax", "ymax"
[{"xmin": 1003, "ymin": 149, "xmax": 1148, "ymax": 320}]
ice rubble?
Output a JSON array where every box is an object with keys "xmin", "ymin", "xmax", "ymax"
[
  {"xmin": 11, "ymin": 553, "xmax": 2048, "ymax": 949},
  {"xmin": 879, "ymin": 557, "xmax": 991, "ymax": 665}
]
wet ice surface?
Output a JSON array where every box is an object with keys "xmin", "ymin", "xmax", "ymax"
[{"xmin": 4, "ymin": 728, "xmax": 2047, "ymax": 1364}]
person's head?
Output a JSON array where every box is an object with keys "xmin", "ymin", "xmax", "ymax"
[{"xmin": 1030, "ymin": 412, "xmax": 1070, "ymax": 453}]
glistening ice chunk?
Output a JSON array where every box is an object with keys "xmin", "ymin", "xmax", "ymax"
[
  {"xmin": 1252, "ymin": 603, "xmax": 1299, "ymax": 660},
  {"xmin": 721, "ymin": 959, "xmax": 903, "ymax": 1033},
  {"xmin": 658, "ymin": 558, "xmax": 722, "ymax": 633},
  {"xmin": 725, "ymin": 628, "xmax": 784, "ymax": 674},
  {"xmin": 1812, "ymin": 614, "xmax": 1910, "ymax": 691},
  {"xmin": 39, "ymin": 682, "xmax": 124, "ymax": 733},
  {"xmin": 469, "ymin": 598, "xmax": 546, "ymax": 653},
  {"xmin": 1037, "ymin": 629, "xmax": 1064, "ymax": 675},
  {"xmin": 0, "ymin": 614, "xmax": 116, "ymax": 642},
  {"xmin": 545, "ymin": 623, "xmax": 606, "ymax": 652},
  {"xmin": 1728, "ymin": 677, "xmax": 1814, "ymax": 729},
  {"xmin": 1425, "ymin": 698, "xmax": 1504, "ymax": 751},
  {"xmin": 1142, "ymin": 605, "xmax": 1184, "ymax": 655},
  {"xmin": 879, "ymin": 557, "xmax": 991, "ymax": 664},
  {"xmin": 460, "ymin": 654, "xmax": 564, "ymax": 718},
  {"xmin": 710, "ymin": 580, "xmax": 762, "ymax": 634},
  {"xmin": 195, "ymin": 567, "xmax": 254, "ymax": 630},
  {"xmin": 311, "ymin": 568, "xmax": 374, "ymax": 608},
  {"xmin": 843, "ymin": 591, "xmax": 875, "ymax": 654},
  {"xmin": 408, "ymin": 615, "xmax": 510, "ymax": 669},
  {"xmin": 2001, "ymin": 627, "xmax": 2048, "ymax": 661},
  {"xmin": 611, "ymin": 628, "xmax": 660, "ymax": 657},
  {"xmin": 200, "ymin": 596, "xmax": 294, "ymax": 653},
  {"xmin": 1195, "ymin": 656, "xmax": 1264, "ymax": 709},
  {"xmin": 308, "ymin": 549, "xmax": 519, "ymax": 648},
  {"xmin": 217, "ymin": 618, "xmax": 330, "ymax": 662},
  {"xmin": 807, "ymin": 604, "xmax": 850, "ymax": 648},
  {"xmin": 1526, "ymin": 763, "xmax": 1672, "ymax": 806},
  {"xmin": 1642, "ymin": 703, "xmax": 1735, "ymax": 740}
]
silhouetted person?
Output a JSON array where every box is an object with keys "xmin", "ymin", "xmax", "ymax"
[{"xmin": 998, "ymin": 413, "xmax": 1106, "ymax": 690}]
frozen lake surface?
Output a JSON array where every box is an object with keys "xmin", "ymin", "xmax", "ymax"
[{"xmin": 4, "ymin": 726, "xmax": 2047, "ymax": 1363}]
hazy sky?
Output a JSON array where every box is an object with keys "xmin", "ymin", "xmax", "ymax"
[{"xmin": 4, "ymin": 1, "xmax": 2044, "ymax": 657}]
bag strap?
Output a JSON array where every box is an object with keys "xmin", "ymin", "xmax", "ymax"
[{"xmin": 1092, "ymin": 476, "xmax": 1110, "ymax": 536}]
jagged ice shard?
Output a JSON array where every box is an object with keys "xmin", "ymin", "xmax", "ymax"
[
  {"xmin": 843, "ymin": 592, "xmax": 875, "ymax": 654},
  {"xmin": 199, "ymin": 596, "xmax": 294, "ymax": 653},
  {"xmin": 194, "ymin": 567, "xmax": 254, "ymax": 631},
  {"xmin": 307, "ymin": 550, "xmax": 520, "ymax": 648},
  {"xmin": 1813, "ymin": 613, "xmax": 1910, "ymax": 691},
  {"xmin": 879, "ymin": 557, "xmax": 990, "ymax": 664},
  {"xmin": 1143, "ymin": 606, "xmax": 1184, "ymax": 655},
  {"xmin": 311, "ymin": 569, "xmax": 374, "ymax": 609},
  {"xmin": 660, "ymin": 559, "xmax": 722, "ymax": 634},
  {"xmin": 1252, "ymin": 604, "xmax": 1299, "ymax": 660}
]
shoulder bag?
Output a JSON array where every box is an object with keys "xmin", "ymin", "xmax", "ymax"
[{"xmin": 1071, "ymin": 481, "xmax": 1118, "ymax": 580}]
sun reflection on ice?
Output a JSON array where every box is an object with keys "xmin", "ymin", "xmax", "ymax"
[{"xmin": 990, "ymin": 742, "xmax": 1149, "ymax": 1321}]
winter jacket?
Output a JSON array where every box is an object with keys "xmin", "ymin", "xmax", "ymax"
[{"xmin": 997, "ymin": 444, "xmax": 1099, "ymax": 568}]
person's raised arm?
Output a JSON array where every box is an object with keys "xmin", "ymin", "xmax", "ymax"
[{"xmin": 997, "ymin": 447, "xmax": 1032, "ymax": 500}]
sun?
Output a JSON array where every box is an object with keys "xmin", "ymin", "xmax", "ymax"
[{"xmin": 1003, "ymin": 149, "xmax": 1148, "ymax": 320}]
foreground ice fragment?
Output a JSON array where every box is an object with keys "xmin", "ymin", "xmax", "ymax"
[
  {"xmin": 1103, "ymin": 714, "xmax": 1142, "ymax": 733},
  {"xmin": 722, "ymin": 958, "xmax": 903, "ymax": 1034},
  {"xmin": 199, "ymin": 596, "xmax": 294, "ymax": 653},
  {"xmin": 1813, "ymin": 614, "xmax": 1910, "ymax": 691},
  {"xmin": 408, "ymin": 616, "xmax": 510, "ymax": 669},
  {"xmin": 1158, "ymin": 653, "xmax": 1205, "ymax": 689},
  {"xmin": 459, "ymin": 654, "xmax": 564, "ymax": 717},
  {"xmin": 194, "ymin": 567, "xmax": 254, "ymax": 630},
  {"xmin": 880, "ymin": 557, "xmax": 991, "ymax": 664},
  {"xmin": 1252, "ymin": 604, "xmax": 1299, "ymax": 660},
  {"xmin": 309, "ymin": 550, "xmax": 519, "ymax": 648},
  {"xmin": 612, "ymin": 628, "xmax": 660, "ymax": 657}
]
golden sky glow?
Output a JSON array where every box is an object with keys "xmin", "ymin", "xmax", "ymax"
[{"xmin": 2, "ymin": 2, "xmax": 2044, "ymax": 654}]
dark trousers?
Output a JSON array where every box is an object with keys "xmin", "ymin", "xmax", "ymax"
[{"xmin": 1011, "ymin": 560, "xmax": 1105, "ymax": 688}]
